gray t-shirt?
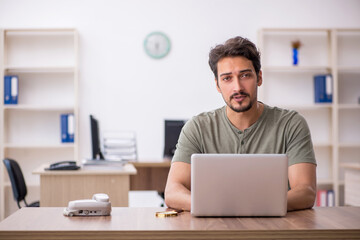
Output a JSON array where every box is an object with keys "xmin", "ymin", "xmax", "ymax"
[{"xmin": 172, "ymin": 104, "xmax": 316, "ymax": 167}]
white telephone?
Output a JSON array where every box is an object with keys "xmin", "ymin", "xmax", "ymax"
[{"xmin": 63, "ymin": 193, "xmax": 112, "ymax": 217}]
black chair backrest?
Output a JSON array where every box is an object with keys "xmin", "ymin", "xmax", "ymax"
[{"xmin": 3, "ymin": 159, "xmax": 27, "ymax": 203}]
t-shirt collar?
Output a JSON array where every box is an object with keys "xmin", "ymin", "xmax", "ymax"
[{"xmin": 222, "ymin": 102, "xmax": 268, "ymax": 134}]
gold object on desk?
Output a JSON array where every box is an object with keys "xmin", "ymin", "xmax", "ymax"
[{"xmin": 155, "ymin": 210, "xmax": 178, "ymax": 218}]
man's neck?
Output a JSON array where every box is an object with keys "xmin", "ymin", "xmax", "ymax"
[{"xmin": 226, "ymin": 101, "xmax": 264, "ymax": 131}]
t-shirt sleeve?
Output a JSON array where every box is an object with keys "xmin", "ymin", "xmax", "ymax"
[
  {"xmin": 171, "ymin": 118, "xmax": 202, "ymax": 164},
  {"xmin": 285, "ymin": 112, "xmax": 317, "ymax": 166}
]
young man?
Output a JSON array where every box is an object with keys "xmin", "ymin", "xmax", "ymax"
[{"xmin": 164, "ymin": 36, "xmax": 317, "ymax": 212}]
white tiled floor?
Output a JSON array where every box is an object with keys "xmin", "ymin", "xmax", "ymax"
[{"xmin": 128, "ymin": 191, "xmax": 166, "ymax": 207}]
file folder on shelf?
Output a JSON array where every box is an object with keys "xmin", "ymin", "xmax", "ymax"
[
  {"xmin": 61, "ymin": 114, "xmax": 69, "ymax": 143},
  {"xmin": 67, "ymin": 114, "xmax": 74, "ymax": 143},
  {"xmin": 314, "ymin": 74, "xmax": 333, "ymax": 103},
  {"xmin": 316, "ymin": 189, "xmax": 327, "ymax": 207},
  {"xmin": 4, "ymin": 75, "xmax": 18, "ymax": 104},
  {"xmin": 316, "ymin": 189, "xmax": 335, "ymax": 207},
  {"xmin": 327, "ymin": 190, "xmax": 335, "ymax": 207},
  {"xmin": 61, "ymin": 113, "xmax": 75, "ymax": 143}
]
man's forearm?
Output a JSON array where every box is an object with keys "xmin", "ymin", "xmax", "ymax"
[
  {"xmin": 287, "ymin": 185, "xmax": 316, "ymax": 211},
  {"xmin": 164, "ymin": 183, "xmax": 191, "ymax": 211}
]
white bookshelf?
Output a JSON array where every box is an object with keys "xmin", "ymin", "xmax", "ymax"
[
  {"xmin": 0, "ymin": 29, "xmax": 79, "ymax": 219},
  {"xmin": 258, "ymin": 28, "xmax": 360, "ymax": 206}
]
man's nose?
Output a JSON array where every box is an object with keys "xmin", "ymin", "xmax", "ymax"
[{"xmin": 232, "ymin": 77, "xmax": 244, "ymax": 92}]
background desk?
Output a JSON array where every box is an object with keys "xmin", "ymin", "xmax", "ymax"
[
  {"xmin": 129, "ymin": 160, "xmax": 171, "ymax": 192},
  {"xmin": 33, "ymin": 164, "xmax": 137, "ymax": 207},
  {"xmin": 0, "ymin": 207, "xmax": 359, "ymax": 240}
]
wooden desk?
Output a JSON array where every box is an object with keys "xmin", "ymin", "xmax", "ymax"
[
  {"xmin": 0, "ymin": 207, "xmax": 359, "ymax": 240},
  {"xmin": 129, "ymin": 160, "xmax": 171, "ymax": 192},
  {"xmin": 33, "ymin": 164, "xmax": 137, "ymax": 207}
]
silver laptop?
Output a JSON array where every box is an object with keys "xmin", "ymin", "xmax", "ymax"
[{"xmin": 191, "ymin": 154, "xmax": 288, "ymax": 217}]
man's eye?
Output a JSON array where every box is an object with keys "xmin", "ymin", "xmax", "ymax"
[
  {"xmin": 222, "ymin": 76, "xmax": 231, "ymax": 81},
  {"xmin": 240, "ymin": 73, "xmax": 252, "ymax": 79}
]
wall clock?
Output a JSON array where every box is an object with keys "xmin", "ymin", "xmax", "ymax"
[{"xmin": 144, "ymin": 32, "xmax": 171, "ymax": 59}]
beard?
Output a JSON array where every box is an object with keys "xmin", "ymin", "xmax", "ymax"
[{"xmin": 226, "ymin": 91, "xmax": 256, "ymax": 113}]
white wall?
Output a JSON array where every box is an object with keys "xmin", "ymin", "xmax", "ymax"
[{"xmin": 1, "ymin": 0, "xmax": 360, "ymax": 160}]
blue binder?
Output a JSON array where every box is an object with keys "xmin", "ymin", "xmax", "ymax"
[
  {"xmin": 4, "ymin": 76, "xmax": 12, "ymax": 104},
  {"xmin": 314, "ymin": 74, "xmax": 332, "ymax": 103},
  {"xmin": 4, "ymin": 75, "xmax": 19, "ymax": 104},
  {"xmin": 61, "ymin": 114, "xmax": 69, "ymax": 143}
]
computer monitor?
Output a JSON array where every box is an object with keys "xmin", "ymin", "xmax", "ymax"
[
  {"xmin": 164, "ymin": 120, "xmax": 186, "ymax": 158},
  {"xmin": 90, "ymin": 115, "xmax": 104, "ymax": 160}
]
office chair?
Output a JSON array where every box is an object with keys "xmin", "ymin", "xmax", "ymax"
[{"xmin": 3, "ymin": 158, "xmax": 40, "ymax": 208}]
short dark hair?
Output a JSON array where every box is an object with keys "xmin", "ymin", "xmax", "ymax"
[{"xmin": 208, "ymin": 36, "xmax": 261, "ymax": 81}]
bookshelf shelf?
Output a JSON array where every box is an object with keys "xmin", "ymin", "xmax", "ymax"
[
  {"xmin": 339, "ymin": 143, "xmax": 360, "ymax": 148},
  {"xmin": 262, "ymin": 66, "xmax": 330, "ymax": 72},
  {"xmin": 313, "ymin": 142, "xmax": 333, "ymax": 148},
  {"xmin": 4, "ymin": 66, "xmax": 76, "ymax": 73},
  {"xmin": 259, "ymin": 28, "xmax": 360, "ymax": 207},
  {"xmin": 339, "ymin": 142, "xmax": 360, "ymax": 148},
  {"xmin": 4, "ymin": 143, "xmax": 75, "ymax": 149},
  {"xmin": 337, "ymin": 66, "xmax": 360, "ymax": 73},
  {"xmin": 338, "ymin": 104, "xmax": 360, "ymax": 110},
  {"xmin": 317, "ymin": 179, "xmax": 334, "ymax": 185},
  {"xmin": 0, "ymin": 28, "xmax": 79, "ymax": 220},
  {"xmin": 4, "ymin": 28, "xmax": 77, "ymax": 34},
  {"xmin": 282, "ymin": 104, "xmax": 333, "ymax": 111},
  {"xmin": 4, "ymin": 181, "xmax": 39, "ymax": 188},
  {"xmin": 4, "ymin": 104, "xmax": 75, "ymax": 111}
]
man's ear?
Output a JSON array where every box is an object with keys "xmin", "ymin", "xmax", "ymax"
[
  {"xmin": 215, "ymin": 78, "xmax": 221, "ymax": 93},
  {"xmin": 257, "ymin": 70, "xmax": 263, "ymax": 87}
]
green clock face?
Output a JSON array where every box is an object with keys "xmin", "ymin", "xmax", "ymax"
[{"xmin": 144, "ymin": 32, "xmax": 171, "ymax": 59}]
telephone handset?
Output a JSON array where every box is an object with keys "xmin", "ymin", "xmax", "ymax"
[
  {"xmin": 45, "ymin": 161, "xmax": 80, "ymax": 170},
  {"xmin": 63, "ymin": 193, "xmax": 112, "ymax": 217}
]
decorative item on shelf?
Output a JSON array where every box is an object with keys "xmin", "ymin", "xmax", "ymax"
[
  {"xmin": 144, "ymin": 31, "xmax": 171, "ymax": 59},
  {"xmin": 102, "ymin": 131, "xmax": 137, "ymax": 161},
  {"xmin": 60, "ymin": 113, "xmax": 75, "ymax": 143},
  {"xmin": 314, "ymin": 74, "xmax": 333, "ymax": 103},
  {"xmin": 4, "ymin": 75, "xmax": 18, "ymax": 104},
  {"xmin": 291, "ymin": 40, "xmax": 302, "ymax": 66}
]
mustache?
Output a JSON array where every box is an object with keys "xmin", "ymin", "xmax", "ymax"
[{"xmin": 230, "ymin": 91, "xmax": 249, "ymax": 99}]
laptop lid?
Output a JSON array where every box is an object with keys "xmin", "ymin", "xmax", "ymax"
[{"xmin": 191, "ymin": 154, "xmax": 288, "ymax": 217}]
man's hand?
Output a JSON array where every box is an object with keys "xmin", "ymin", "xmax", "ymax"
[
  {"xmin": 164, "ymin": 162, "xmax": 191, "ymax": 211},
  {"xmin": 287, "ymin": 162, "xmax": 317, "ymax": 211}
]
